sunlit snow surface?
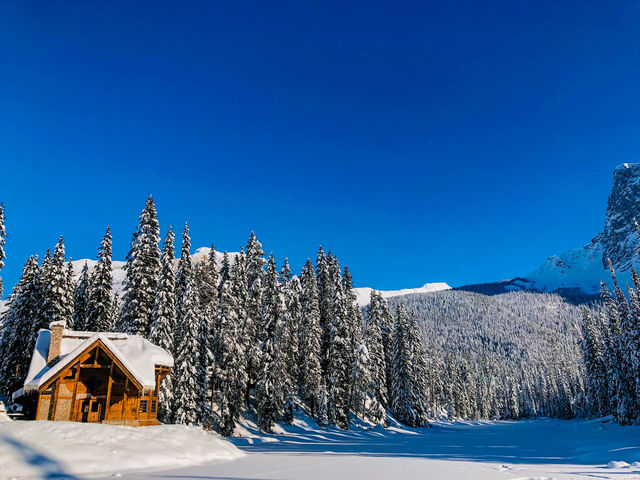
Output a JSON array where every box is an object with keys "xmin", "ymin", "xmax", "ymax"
[{"xmin": 2, "ymin": 416, "xmax": 640, "ymax": 479}]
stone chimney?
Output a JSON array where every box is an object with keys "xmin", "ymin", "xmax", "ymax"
[{"xmin": 47, "ymin": 320, "xmax": 66, "ymax": 364}]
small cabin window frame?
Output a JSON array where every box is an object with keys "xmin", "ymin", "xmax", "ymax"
[{"xmin": 140, "ymin": 400, "xmax": 148, "ymax": 413}]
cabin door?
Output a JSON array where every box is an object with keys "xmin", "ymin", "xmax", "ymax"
[{"xmin": 80, "ymin": 399, "xmax": 102, "ymax": 422}]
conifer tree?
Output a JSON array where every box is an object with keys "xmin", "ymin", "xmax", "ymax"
[
  {"xmin": 119, "ymin": 196, "xmax": 161, "ymax": 336},
  {"xmin": 391, "ymin": 304, "xmax": 428, "ymax": 427},
  {"xmin": 0, "ymin": 202, "xmax": 6, "ymax": 298},
  {"xmin": 73, "ymin": 262, "xmax": 91, "ymax": 330},
  {"xmin": 298, "ymin": 259, "xmax": 324, "ymax": 418},
  {"xmin": 581, "ymin": 310, "xmax": 608, "ymax": 417},
  {"xmin": 0, "ymin": 256, "xmax": 40, "ymax": 395},
  {"xmin": 86, "ymin": 227, "xmax": 113, "ymax": 332},
  {"xmin": 149, "ymin": 226, "xmax": 177, "ymax": 423},
  {"xmin": 173, "ymin": 269, "xmax": 201, "ymax": 426},
  {"xmin": 245, "ymin": 232, "xmax": 266, "ymax": 401},
  {"xmin": 325, "ymin": 256, "xmax": 351, "ymax": 429},
  {"xmin": 364, "ymin": 294, "xmax": 388, "ymax": 422},
  {"xmin": 213, "ymin": 254, "xmax": 248, "ymax": 435},
  {"xmin": 256, "ymin": 254, "xmax": 287, "ymax": 432},
  {"xmin": 280, "ymin": 258, "xmax": 300, "ymax": 424},
  {"xmin": 37, "ymin": 237, "xmax": 69, "ymax": 329},
  {"xmin": 64, "ymin": 261, "xmax": 75, "ymax": 328}
]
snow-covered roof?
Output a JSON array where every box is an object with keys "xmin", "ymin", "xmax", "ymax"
[{"xmin": 22, "ymin": 326, "xmax": 173, "ymax": 394}]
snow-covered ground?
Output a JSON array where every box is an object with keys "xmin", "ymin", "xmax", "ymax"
[
  {"xmin": 2, "ymin": 417, "xmax": 640, "ymax": 479},
  {"xmin": 0, "ymin": 420, "xmax": 243, "ymax": 478}
]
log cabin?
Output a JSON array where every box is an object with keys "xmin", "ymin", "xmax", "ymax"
[{"xmin": 12, "ymin": 320, "xmax": 173, "ymax": 426}]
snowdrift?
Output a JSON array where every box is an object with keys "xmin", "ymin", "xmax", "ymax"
[{"xmin": 0, "ymin": 421, "xmax": 243, "ymax": 477}]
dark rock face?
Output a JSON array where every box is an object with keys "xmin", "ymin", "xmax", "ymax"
[{"xmin": 602, "ymin": 163, "xmax": 640, "ymax": 271}]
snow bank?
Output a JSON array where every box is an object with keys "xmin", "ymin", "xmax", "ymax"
[{"xmin": 0, "ymin": 421, "xmax": 243, "ymax": 477}]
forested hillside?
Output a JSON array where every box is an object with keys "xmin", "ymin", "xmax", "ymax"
[{"xmin": 389, "ymin": 290, "xmax": 589, "ymax": 420}]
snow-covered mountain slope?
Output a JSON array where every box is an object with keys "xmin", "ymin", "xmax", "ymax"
[
  {"xmin": 353, "ymin": 282, "xmax": 451, "ymax": 307},
  {"xmin": 518, "ymin": 163, "xmax": 640, "ymax": 295},
  {"xmin": 70, "ymin": 247, "xmax": 237, "ymax": 297}
]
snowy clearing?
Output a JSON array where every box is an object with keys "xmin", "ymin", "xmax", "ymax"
[
  {"xmin": 0, "ymin": 421, "xmax": 243, "ymax": 478},
  {"xmin": 3, "ymin": 418, "xmax": 640, "ymax": 479},
  {"xmin": 113, "ymin": 418, "xmax": 640, "ymax": 480}
]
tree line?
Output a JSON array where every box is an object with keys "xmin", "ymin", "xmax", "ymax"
[
  {"xmin": 581, "ymin": 221, "xmax": 640, "ymax": 424},
  {"xmin": 0, "ymin": 197, "xmax": 429, "ymax": 433}
]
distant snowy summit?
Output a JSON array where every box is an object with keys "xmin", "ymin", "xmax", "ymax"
[
  {"xmin": 523, "ymin": 163, "xmax": 640, "ymax": 295},
  {"xmin": 353, "ymin": 283, "xmax": 451, "ymax": 306}
]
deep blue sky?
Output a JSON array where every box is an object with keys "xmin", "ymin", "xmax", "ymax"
[{"xmin": 1, "ymin": 1, "xmax": 639, "ymax": 296}]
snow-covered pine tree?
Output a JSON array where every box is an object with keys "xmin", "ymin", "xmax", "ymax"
[
  {"xmin": 173, "ymin": 268, "xmax": 201, "ymax": 426},
  {"xmin": 212, "ymin": 253, "xmax": 248, "ymax": 435},
  {"xmin": 581, "ymin": 310, "xmax": 608, "ymax": 416},
  {"xmin": 175, "ymin": 222, "xmax": 192, "ymax": 304},
  {"xmin": 111, "ymin": 292, "xmax": 120, "ymax": 331},
  {"xmin": 196, "ymin": 244, "xmax": 219, "ymax": 312},
  {"xmin": 378, "ymin": 293, "xmax": 395, "ymax": 401},
  {"xmin": 325, "ymin": 256, "xmax": 352, "ymax": 429},
  {"xmin": 599, "ymin": 278, "xmax": 632, "ymax": 424},
  {"xmin": 196, "ymin": 295, "xmax": 212, "ymax": 427},
  {"xmin": 64, "ymin": 261, "xmax": 75, "ymax": 328},
  {"xmin": 119, "ymin": 196, "xmax": 161, "ymax": 336},
  {"xmin": 0, "ymin": 202, "xmax": 6, "ymax": 298},
  {"xmin": 351, "ymin": 338, "xmax": 371, "ymax": 420},
  {"xmin": 37, "ymin": 237, "xmax": 69, "ymax": 329},
  {"xmin": 86, "ymin": 226, "xmax": 113, "ymax": 332},
  {"xmin": 315, "ymin": 247, "xmax": 333, "ymax": 372},
  {"xmin": 256, "ymin": 254, "xmax": 287, "ymax": 432},
  {"xmin": 298, "ymin": 259, "xmax": 324, "ymax": 419},
  {"xmin": 363, "ymin": 294, "xmax": 388, "ymax": 423},
  {"xmin": 406, "ymin": 311, "xmax": 429, "ymax": 424},
  {"xmin": 391, "ymin": 304, "xmax": 428, "ymax": 427},
  {"xmin": 245, "ymin": 232, "xmax": 266, "ymax": 404},
  {"xmin": 149, "ymin": 226, "xmax": 177, "ymax": 423},
  {"xmin": 0, "ymin": 256, "xmax": 40, "ymax": 395},
  {"xmin": 73, "ymin": 262, "xmax": 91, "ymax": 330},
  {"xmin": 281, "ymin": 262, "xmax": 301, "ymax": 425},
  {"xmin": 627, "ymin": 267, "xmax": 640, "ymax": 407}
]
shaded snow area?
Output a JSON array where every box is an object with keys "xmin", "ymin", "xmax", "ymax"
[
  {"xmin": 90, "ymin": 417, "xmax": 640, "ymax": 480},
  {"xmin": 353, "ymin": 282, "xmax": 451, "ymax": 306},
  {"xmin": 0, "ymin": 421, "xmax": 243, "ymax": 478},
  {"xmin": 4, "ymin": 418, "xmax": 640, "ymax": 479}
]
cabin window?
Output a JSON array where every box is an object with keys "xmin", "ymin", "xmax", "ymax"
[
  {"xmin": 140, "ymin": 400, "xmax": 148, "ymax": 413},
  {"xmin": 91, "ymin": 402, "xmax": 99, "ymax": 412},
  {"xmin": 151, "ymin": 400, "xmax": 156, "ymax": 413}
]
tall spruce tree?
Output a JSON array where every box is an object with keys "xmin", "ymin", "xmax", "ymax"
[
  {"xmin": 391, "ymin": 304, "xmax": 428, "ymax": 427},
  {"xmin": 173, "ymin": 268, "xmax": 201, "ymax": 426},
  {"xmin": 64, "ymin": 261, "xmax": 75, "ymax": 328},
  {"xmin": 325, "ymin": 256, "xmax": 352, "ymax": 429},
  {"xmin": 256, "ymin": 254, "xmax": 287, "ymax": 432},
  {"xmin": 73, "ymin": 262, "xmax": 91, "ymax": 330},
  {"xmin": 213, "ymin": 254, "xmax": 248, "ymax": 435},
  {"xmin": 86, "ymin": 226, "xmax": 113, "ymax": 332},
  {"xmin": 364, "ymin": 293, "xmax": 388, "ymax": 423},
  {"xmin": 149, "ymin": 226, "xmax": 177, "ymax": 423},
  {"xmin": 245, "ymin": 232, "xmax": 266, "ymax": 402},
  {"xmin": 0, "ymin": 256, "xmax": 40, "ymax": 395},
  {"xmin": 0, "ymin": 202, "xmax": 6, "ymax": 298},
  {"xmin": 298, "ymin": 259, "xmax": 324, "ymax": 419},
  {"xmin": 37, "ymin": 237, "xmax": 69, "ymax": 330},
  {"xmin": 119, "ymin": 196, "xmax": 161, "ymax": 336}
]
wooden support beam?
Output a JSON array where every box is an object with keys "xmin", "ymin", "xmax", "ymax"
[
  {"xmin": 104, "ymin": 362, "xmax": 114, "ymax": 422},
  {"xmin": 68, "ymin": 366, "xmax": 81, "ymax": 421},
  {"xmin": 121, "ymin": 377, "xmax": 129, "ymax": 418}
]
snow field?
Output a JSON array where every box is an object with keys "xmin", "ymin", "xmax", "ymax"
[{"xmin": 0, "ymin": 421, "xmax": 243, "ymax": 478}]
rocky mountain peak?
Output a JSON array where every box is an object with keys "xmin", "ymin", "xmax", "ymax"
[{"xmin": 602, "ymin": 163, "xmax": 640, "ymax": 271}]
